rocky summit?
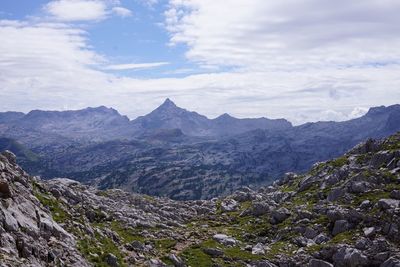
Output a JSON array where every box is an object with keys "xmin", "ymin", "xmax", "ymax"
[{"xmin": 1, "ymin": 130, "xmax": 400, "ymax": 266}]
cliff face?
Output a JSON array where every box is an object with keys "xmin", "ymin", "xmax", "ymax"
[
  {"xmin": 1, "ymin": 132, "xmax": 400, "ymax": 266},
  {"xmin": 0, "ymin": 151, "xmax": 89, "ymax": 266}
]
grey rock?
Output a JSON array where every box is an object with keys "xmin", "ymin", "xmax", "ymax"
[
  {"xmin": 2, "ymin": 150, "xmax": 16, "ymax": 164},
  {"xmin": 332, "ymin": 220, "xmax": 350, "ymax": 236},
  {"xmin": 333, "ymin": 247, "xmax": 369, "ymax": 267},
  {"xmin": 327, "ymin": 187, "xmax": 345, "ymax": 202},
  {"xmin": 304, "ymin": 227, "xmax": 319, "ymax": 239},
  {"xmin": 251, "ymin": 260, "xmax": 278, "ymax": 267},
  {"xmin": 3, "ymin": 209, "xmax": 19, "ymax": 232},
  {"xmin": 203, "ymin": 247, "xmax": 224, "ymax": 257},
  {"xmin": 251, "ymin": 202, "xmax": 270, "ymax": 216},
  {"xmin": 363, "ymin": 227, "xmax": 375, "ymax": 237},
  {"xmin": 252, "ymin": 243, "xmax": 265, "ymax": 255},
  {"xmin": 168, "ymin": 254, "xmax": 185, "ymax": 267},
  {"xmin": 360, "ymin": 200, "xmax": 372, "ymax": 209},
  {"xmin": 390, "ymin": 190, "xmax": 400, "ymax": 200},
  {"xmin": 220, "ymin": 198, "xmax": 239, "ymax": 212},
  {"xmin": 270, "ymin": 207, "xmax": 290, "ymax": 224},
  {"xmin": 105, "ymin": 253, "xmax": 119, "ymax": 267},
  {"xmin": 213, "ymin": 234, "xmax": 237, "ymax": 246},
  {"xmin": 309, "ymin": 259, "xmax": 334, "ymax": 267},
  {"xmin": 381, "ymin": 257, "xmax": 400, "ymax": 267},
  {"xmin": 349, "ymin": 181, "xmax": 371, "ymax": 194},
  {"xmin": 378, "ymin": 199, "xmax": 400, "ymax": 210},
  {"xmin": 314, "ymin": 234, "xmax": 330, "ymax": 244},
  {"xmin": 0, "ymin": 179, "xmax": 12, "ymax": 198}
]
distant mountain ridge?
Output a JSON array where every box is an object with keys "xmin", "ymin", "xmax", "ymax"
[
  {"xmin": 0, "ymin": 99, "xmax": 292, "ymax": 143},
  {"xmin": 1, "ymin": 101, "xmax": 400, "ymax": 199}
]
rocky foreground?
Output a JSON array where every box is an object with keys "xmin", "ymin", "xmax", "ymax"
[{"xmin": 1, "ymin": 133, "xmax": 400, "ymax": 266}]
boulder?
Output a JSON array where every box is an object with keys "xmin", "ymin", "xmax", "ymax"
[
  {"xmin": 390, "ymin": 190, "xmax": 400, "ymax": 200},
  {"xmin": 252, "ymin": 260, "xmax": 278, "ymax": 267},
  {"xmin": 363, "ymin": 227, "xmax": 375, "ymax": 237},
  {"xmin": 332, "ymin": 220, "xmax": 350, "ymax": 236},
  {"xmin": 309, "ymin": 259, "xmax": 334, "ymax": 267},
  {"xmin": 203, "ymin": 248, "xmax": 223, "ymax": 257},
  {"xmin": 349, "ymin": 181, "xmax": 371, "ymax": 194},
  {"xmin": 2, "ymin": 150, "xmax": 16, "ymax": 164},
  {"xmin": 378, "ymin": 199, "xmax": 400, "ymax": 210},
  {"xmin": 270, "ymin": 208, "xmax": 290, "ymax": 224},
  {"xmin": 333, "ymin": 247, "xmax": 369, "ymax": 267},
  {"xmin": 381, "ymin": 257, "xmax": 400, "ymax": 267},
  {"xmin": 213, "ymin": 234, "xmax": 237, "ymax": 246},
  {"xmin": 105, "ymin": 253, "xmax": 119, "ymax": 267},
  {"xmin": 314, "ymin": 234, "xmax": 330, "ymax": 244},
  {"xmin": 168, "ymin": 254, "xmax": 185, "ymax": 267},
  {"xmin": 3, "ymin": 209, "xmax": 19, "ymax": 232},
  {"xmin": 0, "ymin": 179, "xmax": 12, "ymax": 198},
  {"xmin": 327, "ymin": 187, "xmax": 345, "ymax": 202},
  {"xmin": 252, "ymin": 243, "xmax": 265, "ymax": 255},
  {"xmin": 220, "ymin": 199, "xmax": 239, "ymax": 212},
  {"xmin": 251, "ymin": 202, "xmax": 270, "ymax": 216}
]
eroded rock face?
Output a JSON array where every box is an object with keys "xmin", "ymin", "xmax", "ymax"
[{"xmin": 0, "ymin": 151, "xmax": 89, "ymax": 266}]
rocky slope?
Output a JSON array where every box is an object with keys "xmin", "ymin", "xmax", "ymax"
[{"xmin": 1, "ymin": 132, "xmax": 400, "ymax": 266}]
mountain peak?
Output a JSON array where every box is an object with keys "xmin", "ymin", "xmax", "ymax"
[
  {"xmin": 365, "ymin": 104, "xmax": 400, "ymax": 117},
  {"xmin": 159, "ymin": 98, "xmax": 177, "ymax": 109},
  {"xmin": 215, "ymin": 113, "xmax": 235, "ymax": 121}
]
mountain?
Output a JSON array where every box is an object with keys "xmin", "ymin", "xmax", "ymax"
[
  {"xmin": 53, "ymin": 104, "xmax": 400, "ymax": 200},
  {"xmin": 1, "ymin": 132, "xmax": 399, "ymax": 266},
  {"xmin": 0, "ymin": 99, "xmax": 292, "ymax": 144},
  {"xmin": 1, "ymin": 102, "xmax": 400, "ymax": 200},
  {"xmin": 0, "ymin": 111, "xmax": 24, "ymax": 123},
  {"xmin": 130, "ymin": 98, "xmax": 292, "ymax": 137}
]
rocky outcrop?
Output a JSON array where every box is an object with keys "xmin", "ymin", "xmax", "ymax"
[{"xmin": 0, "ymin": 150, "xmax": 89, "ymax": 266}]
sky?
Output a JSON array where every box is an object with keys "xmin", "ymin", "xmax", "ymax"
[{"xmin": 0, "ymin": 0, "xmax": 400, "ymax": 125}]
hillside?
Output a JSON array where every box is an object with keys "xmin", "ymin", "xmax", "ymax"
[{"xmin": 0, "ymin": 132, "xmax": 399, "ymax": 266}]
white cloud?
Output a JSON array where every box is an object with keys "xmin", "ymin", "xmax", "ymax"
[
  {"xmin": 43, "ymin": 0, "xmax": 132, "ymax": 21},
  {"xmin": 44, "ymin": 0, "xmax": 108, "ymax": 21},
  {"xmin": 1, "ymin": 1, "xmax": 400, "ymax": 125},
  {"xmin": 165, "ymin": 0, "xmax": 400, "ymax": 71},
  {"xmin": 104, "ymin": 62, "xmax": 169, "ymax": 70},
  {"xmin": 112, "ymin": 6, "xmax": 133, "ymax": 17}
]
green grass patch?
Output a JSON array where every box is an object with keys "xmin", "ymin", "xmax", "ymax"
[
  {"xmin": 181, "ymin": 245, "xmax": 212, "ymax": 267},
  {"xmin": 329, "ymin": 156, "xmax": 349, "ymax": 168},
  {"xmin": 77, "ymin": 232, "xmax": 126, "ymax": 267},
  {"xmin": 34, "ymin": 192, "xmax": 70, "ymax": 223}
]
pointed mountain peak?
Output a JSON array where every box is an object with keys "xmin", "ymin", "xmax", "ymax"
[
  {"xmin": 160, "ymin": 98, "xmax": 177, "ymax": 107},
  {"xmin": 154, "ymin": 98, "xmax": 182, "ymax": 112},
  {"xmin": 215, "ymin": 113, "xmax": 236, "ymax": 121}
]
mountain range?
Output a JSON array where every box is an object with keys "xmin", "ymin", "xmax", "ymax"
[{"xmin": 0, "ymin": 100, "xmax": 400, "ymax": 199}]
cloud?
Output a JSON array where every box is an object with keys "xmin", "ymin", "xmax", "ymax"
[
  {"xmin": 112, "ymin": 7, "xmax": 133, "ymax": 17},
  {"xmin": 165, "ymin": 0, "xmax": 400, "ymax": 71},
  {"xmin": 44, "ymin": 0, "xmax": 108, "ymax": 21},
  {"xmin": 104, "ymin": 62, "xmax": 169, "ymax": 70},
  {"xmin": 0, "ymin": 1, "xmax": 400, "ymax": 125},
  {"xmin": 43, "ymin": 0, "xmax": 132, "ymax": 21}
]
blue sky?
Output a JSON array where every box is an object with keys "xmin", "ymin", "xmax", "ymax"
[
  {"xmin": 0, "ymin": 0, "xmax": 196, "ymax": 78},
  {"xmin": 0, "ymin": 0, "xmax": 400, "ymax": 124}
]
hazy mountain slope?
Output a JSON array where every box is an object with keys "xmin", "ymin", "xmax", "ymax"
[
  {"xmin": 0, "ymin": 99, "xmax": 293, "ymax": 144},
  {"xmin": 1, "ymin": 103, "xmax": 400, "ymax": 200},
  {"xmin": 79, "ymin": 105, "xmax": 400, "ymax": 199}
]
